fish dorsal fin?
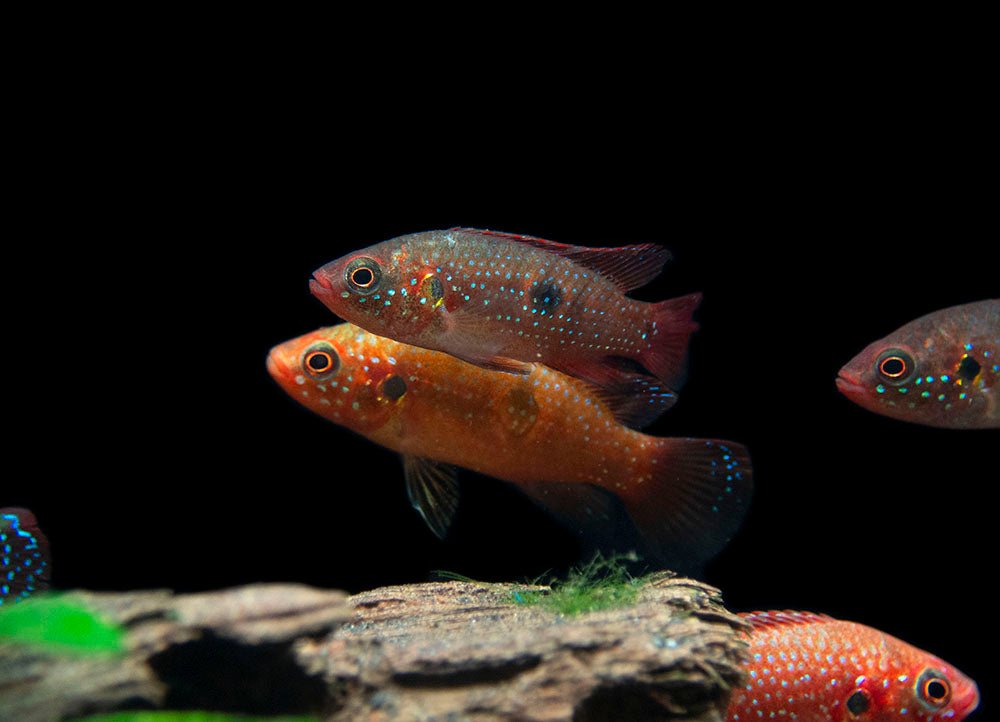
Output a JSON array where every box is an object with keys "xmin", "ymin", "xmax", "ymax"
[
  {"xmin": 402, "ymin": 454, "xmax": 460, "ymax": 539},
  {"xmin": 739, "ymin": 610, "xmax": 836, "ymax": 631},
  {"xmin": 452, "ymin": 228, "xmax": 672, "ymax": 293}
]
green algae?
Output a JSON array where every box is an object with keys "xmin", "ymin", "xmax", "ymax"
[{"xmin": 0, "ymin": 594, "xmax": 124, "ymax": 654}]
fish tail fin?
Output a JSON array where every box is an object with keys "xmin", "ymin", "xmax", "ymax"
[
  {"xmin": 615, "ymin": 438, "xmax": 752, "ymax": 574},
  {"xmin": 0, "ymin": 507, "xmax": 52, "ymax": 605},
  {"xmin": 637, "ymin": 292, "xmax": 701, "ymax": 390}
]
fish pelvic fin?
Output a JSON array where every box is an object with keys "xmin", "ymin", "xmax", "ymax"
[
  {"xmin": 614, "ymin": 438, "xmax": 752, "ymax": 575},
  {"xmin": 637, "ymin": 292, "xmax": 701, "ymax": 390},
  {"xmin": 402, "ymin": 455, "xmax": 460, "ymax": 539}
]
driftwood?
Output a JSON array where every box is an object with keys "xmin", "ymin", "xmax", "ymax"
[{"xmin": 0, "ymin": 575, "xmax": 748, "ymax": 722}]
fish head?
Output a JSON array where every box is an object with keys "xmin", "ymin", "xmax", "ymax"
[
  {"xmin": 836, "ymin": 337, "xmax": 985, "ymax": 428},
  {"xmin": 873, "ymin": 636, "xmax": 980, "ymax": 721},
  {"xmin": 310, "ymin": 235, "xmax": 453, "ymax": 343},
  {"xmin": 266, "ymin": 324, "xmax": 408, "ymax": 439}
]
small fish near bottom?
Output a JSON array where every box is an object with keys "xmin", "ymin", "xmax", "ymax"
[
  {"xmin": 267, "ymin": 324, "xmax": 753, "ymax": 575},
  {"xmin": 729, "ymin": 611, "xmax": 979, "ymax": 721}
]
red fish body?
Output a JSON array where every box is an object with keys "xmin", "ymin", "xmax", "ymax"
[
  {"xmin": 1, "ymin": 507, "xmax": 51, "ymax": 606},
  {"xmin": 309, "ymin": 228, "xmax": 700, "ymax": 394},
  {"xmin": 728, "ymin": 611, "xmax": 979, "ymax": 721},
  {"xmin": 267, "ymin": 324, "xmax": 752, "ymax": 573},
  {"xmin": 836, "ymin": 299, "xmax": 999, "ymax": 429}
]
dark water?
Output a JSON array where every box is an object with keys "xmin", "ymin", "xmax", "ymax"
[{"xmin": 11, "ymin": 111, "xmax": 995, "ymax": 717}]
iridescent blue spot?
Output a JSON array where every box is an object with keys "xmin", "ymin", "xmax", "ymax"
[{"xmin": 940, "ymin": 375, "xmax": 949, "ymax": 382}]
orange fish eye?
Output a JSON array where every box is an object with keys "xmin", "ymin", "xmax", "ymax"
[
  {"xmin": 875, "ymin": 348, "xmax": 914, "ymax": 384},
  {"xmin": 302, "ymin": 342, "xmax": 340, "ymax": 380},
  {"xmin": 917, "ymin": 669, "xmax": 951, "ymax": 708},
  {"xmin": 345, "ymin": 257, "xmax": 382, "ymax": 294}
]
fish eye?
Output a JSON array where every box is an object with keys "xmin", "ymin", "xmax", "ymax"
[
  {"xmin": 345, "ymin": 257, "xmax": 382, "ymax": 294},
  {"xmin": 302, "ymin": 343, "xmax": 340, "ymax": 380},
  {"xmin": 846, "ymin": 689, "xmax": 870, "ymax": 716},
  {"xmin": 875, "ymin": 348, "xmax": 915, "ymax": 385},
  {"xmin": 917, "ymin": 669, "xmax": 951, "ymax": 708}
]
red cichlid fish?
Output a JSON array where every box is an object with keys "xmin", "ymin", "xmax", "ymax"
[
  {"xmin": 1, "ymin": 507, "xmax": 52, "ymax": 606},
  {"xmin": 309, "ymin": 228, "xmax": 701, "ymax": 396},
  {"xmin": 836, "ymin": 299, "xmax": 999, "ymax": 429},
  {"xmin": 728, "ymin": 611, "xmax": 979, "ymax": 721},
  {"xmin": 266, "ymin": 324, "xmax": 752, "ymax": 573}
]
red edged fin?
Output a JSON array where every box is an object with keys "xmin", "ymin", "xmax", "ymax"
[
  {"xmin": 452, "ymin": 228, "xmax": 671, "ymax": 293},
  {"xmin": 739, "ymin": 611, "xmax": 836, "ymax": 630},
  {"xmin": 638, "ymin": 292, "xmax": 701, "ymax": 389},
  {"xmin": 613, "ymin": 438, "xmax": 752, "ymax": 575}
]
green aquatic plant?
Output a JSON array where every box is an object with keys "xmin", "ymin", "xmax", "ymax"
[
  {"xmin": 69, "ymin": 714, "xmax": 319, "ymax": 722},
  {"xmin": 0, "ymin": 594, "xmax": 124, "ymax": 654},
  {"xmin": 511, "ymin": 552, "xmax": 651, "ymax": 616}
]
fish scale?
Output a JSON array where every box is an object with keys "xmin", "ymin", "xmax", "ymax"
[{"xmin": 267, "ymin": 323, "xmax": 752, "ymax": 574}]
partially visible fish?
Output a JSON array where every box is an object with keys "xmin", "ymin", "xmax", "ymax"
[
  {"xmin": 836, "ymin": 299, "xmax": 999, "ymax": 429},
  {"xmin": 310, "ymin": 228, "xmax": 700, "ymax": 398},
  {"xmin": 0, "ymin": 507, "xmax": 51, "ymax": 606},
  {"xmin": 266, "ymin": 324, "xmax": 752, "ymax": 573},
  {"xmin": 728, "ymin": 611, "xmax": 979, "ymax": 721}
]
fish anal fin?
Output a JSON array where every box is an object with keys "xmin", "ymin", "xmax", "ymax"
[
  {"xmin": 612, "ymin": 438, "xmax": 753, "ymax": 575},
  {"xmin": 451, "ymin": 228, "xmax": 671, "ymax": 293},
  {"xmin": 402, "ymin": 455, "xmax": 460, "ymax": 539},
  {"xmin": 517, "ymin": 481, "xmax": 644, "ymax": 559}
]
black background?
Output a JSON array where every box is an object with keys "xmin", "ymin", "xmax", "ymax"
[{"xmin": 8, "ymin": 41, "xmax": 995, "ymax": 718}]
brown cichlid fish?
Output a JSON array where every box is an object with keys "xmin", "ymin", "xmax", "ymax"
[
  {"xmin": 309, "ymin": 228, "xmax": 700, "ymax": 397},
  {"xmin": 267, "ymin": 324, "xmax": 752, "ymax": 573},
  {"xmin": 836, "ymin": 299, "xmax": 998, "ymax": 429}
]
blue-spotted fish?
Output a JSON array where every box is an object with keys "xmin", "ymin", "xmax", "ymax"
[
  {"xmin": 0, "ymin": 507, "xmax": 51, "ymax": 606},
  {"xmin": 728, "ymin": 611, "xmax": 979, "ymax": 721},
  {"xmin": 836, "ymin": 299, "xmax": 998, "ymax": 428},
  {"xmin": 310, "ymin": 228, "xmax": 700, "ymax": 397},
  {"xmin": 266, "ymin": 324, "xmax": 752, "ymax": 573}
]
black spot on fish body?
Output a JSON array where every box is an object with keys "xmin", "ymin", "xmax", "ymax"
[
  {"xmin": 957, "ymin": 355, "xmax": 981, "ymax": 381},
  {"xmin": 532, "ymin": 283, "xmax": 561, "ymax": 314},
  {"xmin": 846, "ymin": 689, "xmax": 870, "ymax": 716},
  {"xmin": 382, "ymin": 375, "xmax": 407, "ymax": 401},
  {"xmin": 421, "ymin": 275, "xmax": 444, "ymax": 305}
]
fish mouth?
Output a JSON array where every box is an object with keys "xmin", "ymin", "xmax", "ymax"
[
  {"xmin": 952, "ymin": 682, "xmax": 980, "ymax": 718},
  {"xmin": 266, "ymin": 348, "xmax": 291, "ymax": 381},
  {"xmin": 834, "ymin": 369, "xmax": 865, "ymax": 398},
  {"xmin": 309, "ymin": 270, "xmax": 335, "ymax": 300}
]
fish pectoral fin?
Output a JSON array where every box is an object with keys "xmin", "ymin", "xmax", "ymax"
[
  {"xmin": 403, "ymin": 454, "xmax": 460, "ymax": 539},
  {"xmin": 473, "ymin": 355, "xmax": 533, "ymax": 375},
  {"xmin": 439, "ymin": 312, "xmax": 533, "ymax": 375}
]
